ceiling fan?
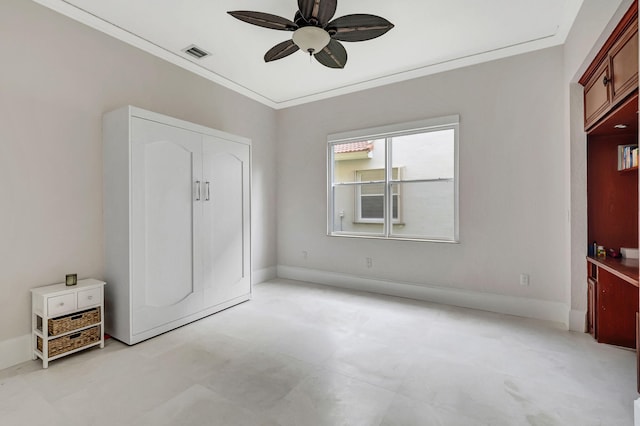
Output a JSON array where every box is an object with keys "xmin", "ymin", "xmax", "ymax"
[{"xmin": 228, "ymin": 0, "xmax": 394, "ymax": 69}]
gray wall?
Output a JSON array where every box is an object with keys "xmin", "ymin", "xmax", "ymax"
[
  {"xmin": 276, "ymin": 46, "xmax": 567, "ymax": 305},
  {"xmin": 0, "ymin": 0, "xmax": 278, "ymax": 342}
]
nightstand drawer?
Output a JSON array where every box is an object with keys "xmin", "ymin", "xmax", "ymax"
[
  {"xmin": 47, "ymin": 294, "xmax": 77, "ymax": 317},
  {"xmin": 78, "ymin": 288, "xmax": 102, "ymax": 309}
]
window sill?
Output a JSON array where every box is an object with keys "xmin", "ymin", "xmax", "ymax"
[
  {"xmin": 328, "ymin": 232, "xmax": 459, "ymax": 243},
  {"xmin": 353, "ymin": 221, "xmax": 406, "ymax": 226}
]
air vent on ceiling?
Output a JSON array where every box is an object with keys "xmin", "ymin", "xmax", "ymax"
[{"xmin": 182, "ymin": 44, "xmax": 211, "ymax": 59}]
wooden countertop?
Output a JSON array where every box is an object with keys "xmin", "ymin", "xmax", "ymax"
[{"xmin": 587, "ymin": 256, "xmax": 639, "ymax": 287}]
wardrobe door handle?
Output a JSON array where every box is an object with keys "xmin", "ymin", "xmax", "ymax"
[
  {"xmin": 205, "ymin": 182, "xmax": 210, "ymax": 201},
  {"xmin": 603, "ymin": 75, "xmax": 610, "ymax": 86},
  {"xmin": 195, "ymin": 181, "xmax": 201, "ymax": 201}
]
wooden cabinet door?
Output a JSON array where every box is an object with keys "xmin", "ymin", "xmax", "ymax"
[
  {"xmin": 130, "ymin": 117, "xmax": 205, "ymax": 335},
  {"xmin": 596, "ymin": 268, "xmax": 638, "ymax": 348},
  {"xmin": 610, "ymin": 21, "xmax": 638, "ymax": 105},
  {"xmin": 587, "ymin": 277, "xmax": 596, "ymax": 337},
  {"xmin": 584, "ymin": 61, "xmax": 611, "ymax": 130},
  {"xmin": 637, "ymin": 313, "xmax": 640, "ymax": 393},
  {"xmin": 201, "ymin": 136, "xmax": 251, "ymax": 307}
]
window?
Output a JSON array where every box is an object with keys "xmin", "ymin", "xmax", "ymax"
[
  {"xmin": 355, "ymin": 168, "xmax": 400, "ymax": 223},
  {"xmin": 328, "ymin": 115, "xmax": 459, "ymax": 242}
]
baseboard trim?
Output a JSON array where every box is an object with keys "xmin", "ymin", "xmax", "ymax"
[
  {"xmin": 569, "ymin": 309, "xmax": 587, "ymax": 332},
  {"xmin": 0, "ymin": 334, "xmax": 32, "ymax": 371},
  {"xmin": 277, "ymin": 265, "xmax": 570, "ymax": 327},
  {"xmin": 252, "ymin": 266, "xmax": 277, "ymax": 285}
]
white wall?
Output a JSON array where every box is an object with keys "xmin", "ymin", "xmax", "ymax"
[
  {"xmin": 0, "ymin": 0, "xmax": 277, "ymax": 352},
  {"xmin": 277, "ymin": 46, "xmax": 567, "ymax": 314}
]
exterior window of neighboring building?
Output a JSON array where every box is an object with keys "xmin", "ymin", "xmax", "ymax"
[
  {"xmin": 328, "ymin": 115, "xmax": 459, "ymax": 242},
  {"xmin": 355, "ymin": 168, "xmax": 400, "ymax": 223}
]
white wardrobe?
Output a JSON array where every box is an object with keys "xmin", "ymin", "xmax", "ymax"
[{"xmin": 103, "ymin": 106, "xmax": 251, "ymax": 344}]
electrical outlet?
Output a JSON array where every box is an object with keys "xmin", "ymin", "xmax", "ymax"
[
  {"xmin": 302, "ymin": 251, "xmax": 308, "ymax": 260},
  {"xmin": 519, "ymin": 273, "xmax": 529, "ymax": 286},
  {"xmin": 366, "ymin": 257, "xmax": 373, "ymax": 268}
]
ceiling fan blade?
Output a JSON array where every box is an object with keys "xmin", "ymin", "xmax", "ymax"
[
  {"xmin": 294, "ymin": 11, "xmax": 308, "ymax": 27},
  {"xmin": 264, "ymin": 40, "xmax": 300, "ymax": 62},
  {"xmin": 228, "ymin": 11, "xmax": 298, "ymax": 31},
  {"xmin": 314, "ymin": 39, "xmax": 347, "ymax": 69},
  {"xmin": 327, "ymin": 14, "xmax": 394, "ymax": 42},
  {"xmin": 298, "ymin": 0, "xmax": 337, "ymax": 27}
]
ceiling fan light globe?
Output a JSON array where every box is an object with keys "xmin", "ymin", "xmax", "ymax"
[{"xmin": 292, "ymin": 26, "xmax": 330, "ymax": 54}]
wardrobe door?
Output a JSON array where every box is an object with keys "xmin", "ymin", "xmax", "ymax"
[
  {"xmin": 130, "ymin": 118, "xmax": 204, "ymax": 335},
  {"xmin": 202, "ymin": 136, "xmax": 251, "ymax": 306}
]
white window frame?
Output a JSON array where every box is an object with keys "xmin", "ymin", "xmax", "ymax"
[{"xmin": 327, "ymin": 115, "xmax": 459, "ymax": 242}]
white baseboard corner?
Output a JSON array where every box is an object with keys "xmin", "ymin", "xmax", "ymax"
[
  {"xmin": 277, "ymin": 265, "xmax": 570, "ymax": 327},
  {"xmin": 569, "ymin": 309, "xmax": 587, "ymax": 333},
  {"xmin": 635, "ymin": 398, "xmax": 640, "ymax": 426},
  {"xmin": 252, "ymin": 266, "xmax": 277, "ymax": 285},
  {"xmin": 0, "ymin": 334, "xmax": 32, "ymax": 371}
]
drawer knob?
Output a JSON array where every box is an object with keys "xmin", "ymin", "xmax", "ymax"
[
  {"xmin": 88, "ymin": 296, "xmax": 93, "ymax": 300},
  {"xmin": 59, "ymin": 302, "xmax": 64, "ymax": 307}
]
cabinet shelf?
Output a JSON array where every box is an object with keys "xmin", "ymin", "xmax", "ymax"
[
  {"xmin": 618, "ymin": 144, "xmax": 639, "ymax": 170},
  {"xmin": 620, "ymin": 166, "xmax": 639, "ymax": 173},
  {"xmin": 34, "ymin": 321, "xmax": 102, "ymax": 341},
  {"xmin": 33, "ymin": 340, "xmax": 103, "ymax": 362}
]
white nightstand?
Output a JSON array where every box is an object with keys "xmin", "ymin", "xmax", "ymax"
[{"xmin": 31, "ymin": 279, "xmax": 106, "ymax": 368}]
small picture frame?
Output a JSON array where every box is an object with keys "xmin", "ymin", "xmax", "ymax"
[{"xmin": 65, "ymin": 274, "xmax": 78, "ymax": 286}]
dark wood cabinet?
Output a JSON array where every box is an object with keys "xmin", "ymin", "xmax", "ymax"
[
  {"xmin": 582, "ymin": 2, "xmax": 638, "ymax": 130},
  {"xmin": 610, "ymin": 20, "xmax": 639, "ymax": 105},
  {"xmin": 582, "ymin": 0, "xmax": 639, "ymax": 392},
  {"xmin": 587, "ymin": 277, "xmax": 597, "ymax": 337},
  {"xmin": 584, "ymin": 61, "xmax": 611, "ymax": 129},
  {"xmin": 587, "ymin": 257, "xmax": 638, "ymax": 349},
  {"xmin": 584, "ymin": 103, "xmax": 640, "ymax": 389},
  {"xmin": 595, "ymin": 266, "xmax": 638, "ymax": 348}
]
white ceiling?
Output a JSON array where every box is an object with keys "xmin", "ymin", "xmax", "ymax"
[{"xmin": 34, "ymin": 0, "xmax": 584, "ymax": 109}]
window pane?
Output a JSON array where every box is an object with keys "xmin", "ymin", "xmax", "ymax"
[
  {"xmin": 358, "ymin": 169, "xmax": 384, "ymax": 182},
  {"xmin": 391, "ymin": 129, "xmax": 454, "ymax": 180},
  {"xmin": 333, "ymin": 140, "xmax": 385, "ymax": 184},
  {"xmin": 361, "ymin": 195, "xmax": 383, "ymax": 219},
  {"xmin": 391, "ymin": 186, "xmax": 399, "ymax": 219},
  {"xmin": 391, "ymin": 181, "xmax": 454, "ymax": 240},
  {"xmin": 361, "ymin": 183, "xmax": 384, "ymax": 195},
  {"xmin": 332, "ymin": 184, "xmax": 384, "ymax": 235}
]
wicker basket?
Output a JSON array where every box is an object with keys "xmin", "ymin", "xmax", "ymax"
[
  {"xmin": 37, "ymin": 326, "xmax": 101, "ymax": 357},
  {"xmin": 48, "ymin": 307, "xmax": 101, "ymax": 336}
]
